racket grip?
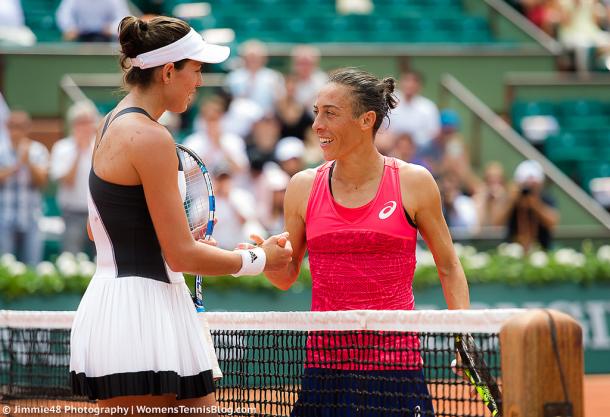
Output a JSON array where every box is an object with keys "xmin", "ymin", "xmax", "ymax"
[
  {"xmin": 465, "ymin": 369, "xmax": 499, "ymax": 416},
  {"xmin": 195, "ymin": 275, "xmax": 205, "ymax": 312}
]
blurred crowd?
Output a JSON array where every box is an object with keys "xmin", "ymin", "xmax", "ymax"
[
  {"xmin": 0, "ymin": 0, "xmax": 129, "ymax": 44},
  {"xmin": 508, "ymin": 0, "xmax": 610, "ymax": 70},
  {"xmin": 0, "ymin": 38, "xmax": 560, "ymax": 265},
  {"xmin": 1, "ymin": 0, "xmax": 609, "ymax": 72}
]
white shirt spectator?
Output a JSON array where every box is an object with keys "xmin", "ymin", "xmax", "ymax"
[
  {"xmin": 295, "ymin": 70, "xmax": 328, "ymax": 112},
  {"xmin": 193, "ymin": 98, "xmax": 264, "ymax": 140},
  {"xmin": 225, "ymin": 67, "xmax": 284, "ymax": 113},
  {"xmin": 222, "ymin": 97, "xmax": 264, "ymax": 139},
  {"xmin": 183, "ymin": 129, "xmax": 249, "ymax": 182},
  {"xmin": 214, "ymin": 185, "xmax": 263, "ymax": 250},
  {"xmin": 56, "ymin": 0, "xmax": 129, "ymax": 36},
  {"xmin": 386, "ymin": 92, "xmax": 440, "ymax": 148},
  {"xmin": 447, "ymin": 194, "xmax": 478, "ymax": 234},
  {"xmin": 50, "ymin": 137, "xmax": 92, "ymax": 213},
  {"xmin": 0, "ymin": 0, "xmax": 25, "ymax": 27},
  {"xmin": 213, "ymin": 193, "xmax": 247, "ymax": 250},
  {"xmin": 558, "ymin": 0, "xmax": 610, "ymax": 48}
]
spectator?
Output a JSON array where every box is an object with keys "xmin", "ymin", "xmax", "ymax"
[
  {"xmin": 275, "ymin": 136, "xmax": 305, "ymax": 177},
  {"xmin": 386, "ymin": 70, "xmax": 440, "ymax": 148},
  {"xmin": 56, "ymin": 0, "xmax": 129, "ymax": 42},
  {"xmin": 556, "ymin": 0, "xmax": 610, "ymax": 69},
  {"xmin": 420, "ymin": 109, "xmax": 477, "ymax": 192},
  {"xmin": 183, "ymin": 96, "xmax": 249, "ymax": 184},
  {"xmin": 0, "ymin": 111, "xmax": 49, "ymax": 265},
  {"xmin": 501, "ymin": 160, "xmax": 560, "ymax": 252},
  {"xmin": 275, "ymin": 74, "xmax": 314, "ymax": 141},
  {"xmin": 0, "ymin": 93, "xmax": 9, "ymax": 145},
  {"xmin": 302, "ymin": 128, "xmax": 324, "ymax": 168},
  {"xmin": 373, "ymin": 128, "xmax": 397, "ymax": 157},
  {"xmin": 0, "ymin": 0, "xmax": 24, "ymax": 27},
  {"xmin": 391, "ymin": 132, "xmax": 426, "ymax": 167},
  {"xmin": 0, "ymin": 0, "xmax": 34, "ymax": 47},
  {"xmin": 522, "ymin": 0, "xmax": 563, "ymax": 36},
  {"xmin": 222, "ymin": 95, "xmax": 265, "ymax": 139},
  {"xmin": 246, "ymin": 155, "xmax": 274, "ymax": 231},
  {"xmin": 557, "ymin": 0, "xmax": 610, "ymax": 47},
  {"xmin": 50, "ymin": 101, "xmax": 98, "ymax": 255},
  {"xmin": 473, "ymin": 161, "xmax": 509, "ymax": 227},
  {"xmin": 439, "ymin": 174, "xmax": 479, "ymax": 235},
  {"xmin": 225, "ymin": 40, "xmax": 284, "ymax": 113},
  {"xmin": 262, "ymin": 167, "xmax": 290, "ymax": 236},
  {"xmin": 290, "ymin": 45, "xmax": 328, "ymax": 113},
  {"xmin": 245, "ymin": 114, "xmax": 282, "ymax": 166},
  {"xmin": 212, "ymin": 165, "xmax": 264, "ymax": 250}
]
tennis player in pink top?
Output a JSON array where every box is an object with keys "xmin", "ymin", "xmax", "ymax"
[{"xmin": 257, "ymin": 68, "xmax": 471, "ymax": 416}]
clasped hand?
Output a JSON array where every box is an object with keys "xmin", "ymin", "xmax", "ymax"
[{"xmin": 236, "ymin": 233, "xmax": 293, "ymax": 271}]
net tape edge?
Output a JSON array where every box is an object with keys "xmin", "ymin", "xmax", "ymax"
[{"xmin": 1, "ymin": 309, "xmax": 525, "ymax": 333}]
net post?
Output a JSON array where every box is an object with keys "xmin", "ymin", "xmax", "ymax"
[{"xmin": 499, "ymin": 309, "xmax": 584, "ymax": 417}]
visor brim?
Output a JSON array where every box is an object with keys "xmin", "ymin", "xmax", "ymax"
[{"xmin": 189, "ymin": 42, "xmax": 230, "ymax": 64}]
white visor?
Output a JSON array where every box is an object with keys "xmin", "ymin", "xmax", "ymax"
[{"xmin": 129, "ymin": 28, "xmax": 230, "ymax": 69}]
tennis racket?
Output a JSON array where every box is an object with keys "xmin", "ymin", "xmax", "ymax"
[
  {"xmin": 455, "ymin": 333, "xmax": 503, "ymax": 417},
  {"xmin": 176, "ymin": 143, "xmax": 215, "ymax": 313}
]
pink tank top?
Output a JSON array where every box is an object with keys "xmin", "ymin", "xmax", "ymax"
[{"xmin": 305, "ymin": 157, "xmax": 421, "ymax": 370}]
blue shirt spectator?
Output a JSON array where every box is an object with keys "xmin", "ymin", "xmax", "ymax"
[
  {"xmin": 0, "ymin": 111, "xmax": 49, "ymax": 265},
  {"xmin": 0, "ymin": 0, "xmax": 25, "ymax": 27}
]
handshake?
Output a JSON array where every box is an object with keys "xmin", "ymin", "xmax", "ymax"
[
  {"xmin": 196, "ymin": 231, "xmax": 293, "ymax": 276},
  {"xmin": 235, "ymin": 232, "xmax": 293, "ymax": 273}
]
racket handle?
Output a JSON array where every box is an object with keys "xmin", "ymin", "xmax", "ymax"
[
  {"xmin": 464, "ymin": 369, "xmax": 500, "ymax": 416},
  {"xmin": 195, "ymin": 275, "xmax": 205, "ymax": 312}
]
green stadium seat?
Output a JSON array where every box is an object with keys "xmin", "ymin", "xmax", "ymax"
[
  {"xmin": 514, "ymin": 100, "xmax": 556, "ymax": 115},
  {"xmin": 201, "ymin": 0, "xmax": 497, "ymax": 44},
  {"xmin": 578, "ymin": 162, "xmax": 610, "ymax": 193},
  {"xmin": 21, "ymin": 0, "xmax": 64, "ymax": 42},
  {"xmin": 95, "ymin": 101, "xmax": 117, "ymax": 116},
  {"xmin": 596, "ymin": 131, "xmax": 610, "ymax": 146},
  {"xmin": 42, "ymin": 194, "xmax": 61, "ymax": 217},
  {"xmin": 545, "ymin": 132, "xmax": 595, "ymax": 163},
  {"xmin": 33, "ymin": 29, "xmax": 63, "ymax": 42},
  {"xmin": 457, "ymin": 29, "xmax": 492, "ymax": 43},
  {"xmin": 562, "ymin": 115, "xmax": 610, "ymax": 131},
  {"xmin": 557, "ymin": 100, "xmax": 604, "ymax": 117},
  {"xmin": 511, "ymin": 101, "xmax": 556, "ymax": 132}
]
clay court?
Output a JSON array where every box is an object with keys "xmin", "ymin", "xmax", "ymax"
[
  {"xmin": 3, "ymin": 375, "xmax": 608, "ymax": 416},
  {"xmin": 584, "ymin": 375, "xmax": 610, "ymax": 416}
]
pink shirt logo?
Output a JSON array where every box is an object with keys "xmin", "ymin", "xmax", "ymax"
[{"xmin": 378, "ymin": 200, "xmax": 397, "ymax": 220}]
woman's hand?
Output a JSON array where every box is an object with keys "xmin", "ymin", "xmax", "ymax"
[
  {"xmin": 235, "ymin": 233, "xmax": 291, "ymax": 271},
  {"xmin": 260, "ymin": 233, "xmax": 292, "ymax": 271},
  {"xmin": 192, "ymin": 218, "xmax": 218, "ymax": 242},
  {"xmin": 236, "ymin": 233, "xmax": 288, "ymax": 249}
]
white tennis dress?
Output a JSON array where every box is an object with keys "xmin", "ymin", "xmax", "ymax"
[{"xmin": 70, "ymin": 108, "xmax": 217, "ymax": 400}]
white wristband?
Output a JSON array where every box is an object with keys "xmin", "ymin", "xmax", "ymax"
[{"xmin": 232, "ymin": 247, "xmax": 266, "ymax": 277}]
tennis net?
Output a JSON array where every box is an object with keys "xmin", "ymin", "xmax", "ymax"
[{"xmin": 1, "ymin": 309, "xmax": 522, "ymax": 416}]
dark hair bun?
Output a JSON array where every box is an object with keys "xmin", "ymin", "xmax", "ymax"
[
  {"xmin": 118, "ymin": 16, "xmax": 142, "ymax": 60},
  {"xmin": 137, "ymin": 19, "xmax": 148, "ymax": 32},
  {"xmin": 382, "ymin": 77, "xmax": 398, "ymax": 111},
  {"xmin": 382, "ymin": 77, "xmax": 395, "ymax": 95}
]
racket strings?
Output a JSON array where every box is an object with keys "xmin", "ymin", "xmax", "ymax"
[{"xmin": 180, "ymin": 151, "xmax": 212, "ymax": 240}]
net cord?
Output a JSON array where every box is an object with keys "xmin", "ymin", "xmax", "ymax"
[{"xmin": 1, "ymin": 309, "xmax": 525, "ymax": 333}]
